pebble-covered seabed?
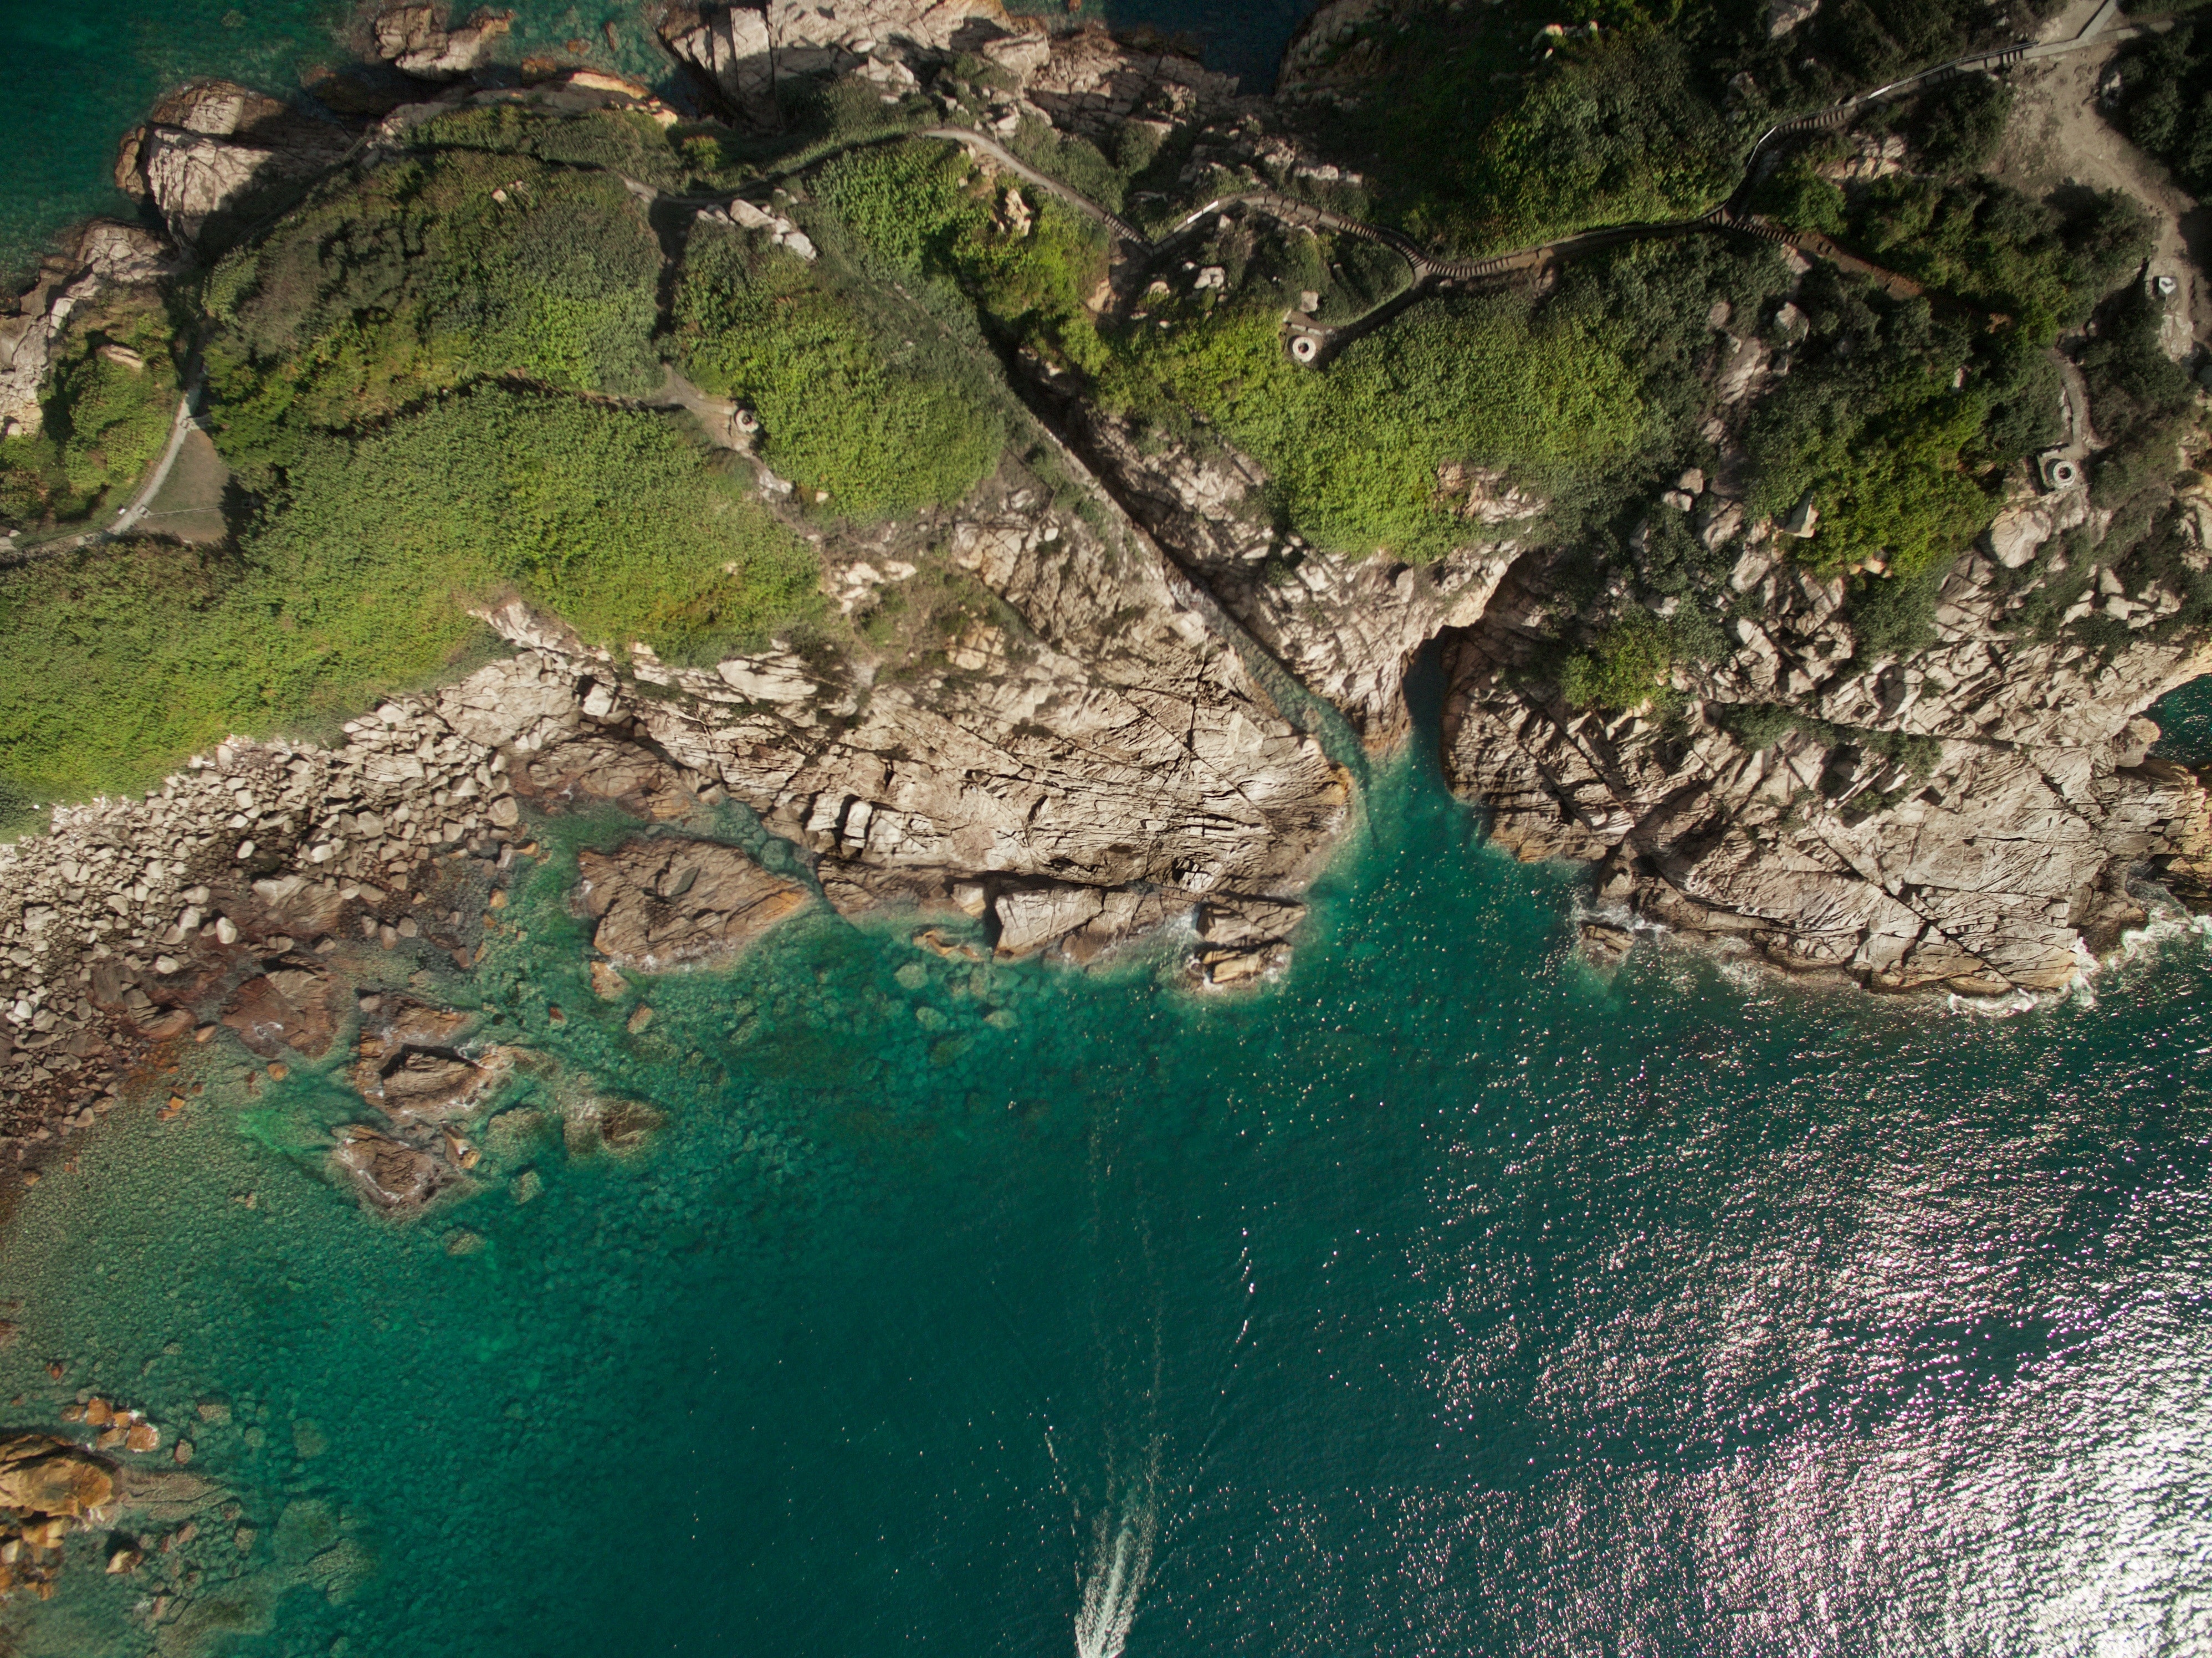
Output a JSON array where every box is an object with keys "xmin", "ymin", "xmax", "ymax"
[{"xmin": 3, "ymin": 669, "xmax": 2212, "ymax": 1656}]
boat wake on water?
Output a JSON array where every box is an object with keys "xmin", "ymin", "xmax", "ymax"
[{"xmin": 1073, "ymin": 1463, "xmax": 1159, "ymax": 1658}]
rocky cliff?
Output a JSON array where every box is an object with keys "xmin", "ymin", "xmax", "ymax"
[{"xmin": 4, "ymin": 0, "xmax": 2212, "ymax": 1175}]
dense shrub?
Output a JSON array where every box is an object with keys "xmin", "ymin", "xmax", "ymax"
[
  {"xmin": 814, "ymin": 139, "xmax": 1112, "ymax": 376},
  {"xmin": 1740, "ymin": 269, "xmax": 2007, "ymax": 577},
  {"xmin": 1104, "ymin": 286, "xmax": 1643, "ymax": 561},
  {"xmin": 2112, "ymin": 21, "xmax": 2212, "ymax": 198},
  {"xmin": 0, "ymin": 388, "xmax": 821, "ymax": 801},
  {"xmin": 1561, "ymin": 609, "xmax": 1677, "ymax": 710},
  {"xmin": 1904, "ymin": 75, "xmax": 2014, "ymax": 173},
  {"xmin": 203, "ymin": 149, "xmax": 663, "ymax": 479},
  {"xmin": 1844, "ymin": 175, "xmax": 2153, "ymax": 339},
  {"xmin": 674, "ymin": 222, "xmax": 1005, "ymax": 515}
]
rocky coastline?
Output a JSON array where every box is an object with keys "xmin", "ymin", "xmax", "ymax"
[{"xmin": 3, "ymin": 0, "xmax": 2212, "ymax": 1215}]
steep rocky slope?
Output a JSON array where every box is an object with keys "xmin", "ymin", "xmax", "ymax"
[{"xmin": 4, "ymin": 0, "xmax": 2212, "ymax": 1178}]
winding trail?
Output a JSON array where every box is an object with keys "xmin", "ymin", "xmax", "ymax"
[
  {"xmin": 1136, "ymin": 0, "xmax": 2168, "ymax": 351},
  {"xmin": 16, "ymin": 5, "xmax": 2157, "ymax": 566},
  {"xmin": 0, "ymin": 372, "xmax": 205, "ymax": 568}
]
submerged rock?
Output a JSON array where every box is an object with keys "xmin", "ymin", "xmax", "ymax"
[
  {"xmin": 331, "ymin": 1125, "xmax": 458, "ymax": 1212},
  {"xmin": 576, "ymin": 838, "xmax": 810, "ymax": 972}
]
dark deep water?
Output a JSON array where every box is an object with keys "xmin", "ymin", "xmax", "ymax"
[{"xmin": 7, "ymin": 2, "xmax": 2212, "ymax": 1652}]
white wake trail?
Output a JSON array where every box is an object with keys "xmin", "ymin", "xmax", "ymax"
[{"xmin": 1073, "ymin": 1495, "xmax": 1156, "ymax": 1658}]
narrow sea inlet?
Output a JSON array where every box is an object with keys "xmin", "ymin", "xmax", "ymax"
[{"xmin": 3, "ymin": 720, "xmax": 2208, "ymax": 1655}]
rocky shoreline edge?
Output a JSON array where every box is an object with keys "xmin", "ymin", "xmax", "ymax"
[{"xmin": 7, "ymin": 0, "xmax": 2212, "ymax": 1202}]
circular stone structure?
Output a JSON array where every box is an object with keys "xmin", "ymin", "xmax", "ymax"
[{"xmin": 1288, "ymin": 333, "xmax": 1319, "ymax": 364}]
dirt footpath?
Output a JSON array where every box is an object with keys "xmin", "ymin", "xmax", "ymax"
[{"xmin": 1991, "ymin": 26, "xmax": 2209, "ymax": 360}]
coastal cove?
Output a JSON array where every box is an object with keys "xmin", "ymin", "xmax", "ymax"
[
  {"xmin": 3, "ymin": 713, "xmax": 2211, "ymax": 1656},
  {"xmin": 6, "ymin": 0, "xmax": 2212, "ymax": 1650}
]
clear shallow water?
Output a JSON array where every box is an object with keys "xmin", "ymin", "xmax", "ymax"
[
  {"xmin": 6, "ymin": 672, "xmax": 2212, "ymax": 1655},
  {"xmin": 7, "ymin": 1, "xmax": 2212, "ymax": 1647}
]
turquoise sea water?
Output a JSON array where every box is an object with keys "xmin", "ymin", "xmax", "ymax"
[
  {"xmin": 5, "ymin": 663, "xmax": 2212, "ymax": 1654},
  {"xmin": 7, "ymin": 2, "xmax": 2212, "ymax": 1649}
]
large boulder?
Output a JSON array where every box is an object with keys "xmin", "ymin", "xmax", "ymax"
[
  {"xmin": 576, "ymin": 838, "xmax": 810, "ymax": 971},
  {"xmin": 372, "ymin": 4, "xmax": 514, "ymax": 79},
  {"xmin": 351, "ymin": 1000, "xmax": 515, "ymax": 1124},
  {"xmin": 0, "ymin": 1437, "xmax": 116, "ymax": 1521},
  {"xmin": 114, "ymin": 79, "xmax": 350, "ymax": 252},
  {"xmin": 332, "ymin": 1126, "xmax": 457, "ymax": 1211},
  {"xmin": 436, "ymin": 652, "xmax": 583, "ymax": 753}
]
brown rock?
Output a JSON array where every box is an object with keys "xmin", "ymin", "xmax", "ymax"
[
  {"xmin": 527, "ymin": 736, "xmax": 692, "ymax": 819},
  {"xmin": 331, "ymin": 1127, "xmax": 457, "ymax": 1212},
  {"xmin": 577, "ymin": 839, "xmax": 809, "ymax": 972},
  {"xmin": 0, "ymin": 1436, "xmax": 116, "ymax": 1519},
  {"xmin": 219, "ymin": 965, "xmax": 337, "ymax": 1059},
  {"xmin": 350, "ymin": 1000, "xmax": 515, "ymax": 1124}
]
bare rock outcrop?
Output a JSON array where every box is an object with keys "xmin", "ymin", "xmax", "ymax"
[
  {"xmin": 1440, "ymin": 530, "xmax": 2212, "ymax": 996},
  {"xmin": 660, "ymin": 0, "xmax": 1008, "ymax": 119},
  {"xmin": 0, "ymin": 222, "xmax": 171, "ymax": 441},
  {"xmin": 351, "ymin": 999, "xmax": 515, "ymax": 1124},
  {"xmin": 113, "ymin": 79, "xmax": 351, "ymax": 252},
  {"xmin": 370, "ymin": 4, "xmax": 514, "ymax": 79},
  {"xmin": 332, "ymin": 1125, "xmax": 458, "ymax": 1211},
  {"xmin": 576, "ymin": 840, "xmax": 811, "ymax": 972}
]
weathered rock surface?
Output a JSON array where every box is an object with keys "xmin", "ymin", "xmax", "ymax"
[
  {"xmin": 332, "ymin": 1125, "xmax": 458, "ymax": 1211},
  {"xmin": 217, "ymin": 962, "xmax": 338, "ymax": 1058},
  {"xmin": 114, "ymin": 79, "xmax": 350, "ymax": 250},
  {"xmin": 8, "ymin": 5, "xmax": 2212, "ymax": 1183},
  {"xmin": 1440, "ymin": 522, "xmax": 2212, "ymax": 995},
  {"xmin": 0, "ymin": 1436, "xmax": 115, "ymax": 1521},
  {"xmin": 0, "ymin": 222, "xmax": 171, "ymax": 440},
  {"xmin": 371, "ymin": 4, "xmax": 514, "ymax": 79},
  {"xmin": 577, "ymin": 840, "xmax": 811, "ymax": 971},
  {"xmin": 351, "ymin": 1000, "xmax": 514, "ymax": 1124},
  {"xmin": 660, "ymin": 0, "xmax": 1008, "ymax": 118}
]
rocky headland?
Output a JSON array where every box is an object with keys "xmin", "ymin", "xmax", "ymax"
[{"xmin": 3, "ymin": 0, "xmax": 2212, "ymax": 1224}]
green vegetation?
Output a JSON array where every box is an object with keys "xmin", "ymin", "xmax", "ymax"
[
  {"xmin": 2112, "ymin": 20, "xmax": 2212, "ymax": 197},
  {"xmin": 1739, "ymin": 268, "xmax": 2030, "ymax": 579},
  {"xmin": 673, "ymin": 219, "xmax": 1005, "ymax": 514},
  {"xmin": 202, "ymin": 146, "xmax": 663, "ymax": 481},
  {"xmin": 0, "ymin": 388, "xmax": 821, "ymax": 802},
  {"xmin": 1108, "ymin": 288, "xmax": 1643, "ymax": 561},
  {"xmin": 1902, "ymin": 75, "xmax": 2014, "ymax": 173},
  {"xmin": 1560, "ymin": 609, "xmax": 1677, "ymax": 710},
  {"xmin": 814, "ymin": 139, "xmax": 1113, "ymax": 376},
  {"xmin": 1291, "ymin": 0, "xmax": 2047, "ymax": 258},
  {"xmin": 1844, "ymin": 175, "xmax": 2153, "ymax": 339},
  {"xmin": 0, "ymin": 295, "xmax": 181, "ymax": 531}
]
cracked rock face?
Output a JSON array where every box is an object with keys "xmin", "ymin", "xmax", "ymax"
[
  {"xmin": 334, "ymin": 1126, "xmax": 458, "ymax": 1211},
  {"xmin": 1440, "ymin": 536, "xmax": 2212, "ymax": 996},
  {"xmin": 577, "ymin": 840, "xmax": 811, "ymax": 973}
]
